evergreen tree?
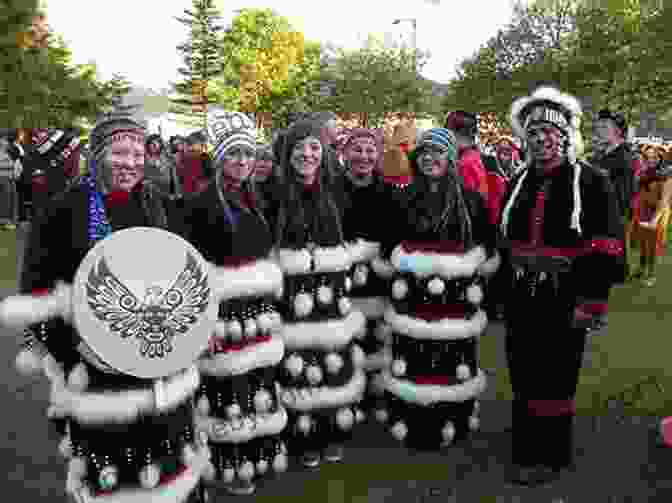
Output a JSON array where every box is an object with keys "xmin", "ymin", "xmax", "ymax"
[{"xmin": 172, "ymin": 0, "xmax": 224, "ymax": 130}]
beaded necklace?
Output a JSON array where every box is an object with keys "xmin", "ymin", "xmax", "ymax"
[{"xmin": 82, "ymin": 159, "xmax": 112, "ymax": 246}]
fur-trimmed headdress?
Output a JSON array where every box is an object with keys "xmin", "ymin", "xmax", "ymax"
[
  {"xmin": 509, "ymin": 86, "xmax": 584, "ymax": 163},
  {"xmin": 206, "ymin": 108, "xmax": 257, "ymax": 164}
]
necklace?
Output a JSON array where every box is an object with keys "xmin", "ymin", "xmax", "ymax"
[{"xmin": 83, "ymin": 175, "xmax": 112, "ymax": 246}]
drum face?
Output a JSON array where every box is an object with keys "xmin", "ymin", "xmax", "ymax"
[{"xmin": 72, "ymin": 227, "xmax": 217, "ymax": 379}]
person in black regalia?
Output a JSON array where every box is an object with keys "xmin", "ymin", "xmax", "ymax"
[
  {"xmin": 268, "ymin": 119, "xmax": 367, "ymax": 469},
  {"xmin": 180, "ymin": 110, "xmax": 289, "ymax": 496},
  {"xmin": 371, "ymin": 128, "xmax": 500, "ymax": 451},
  {"xmin": 15, "ymin": 113, "xmax": 209, "ymax": 502},
  {"xmin": 500, "ymin": 87, "xmax": 625, "ymax": 485}
]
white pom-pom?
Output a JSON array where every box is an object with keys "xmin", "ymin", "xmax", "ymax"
[
  {"xmin": 257, "ymin": 313, "xmax": 273, "ymax": 333},
  {"xmin": 254, "ymin": 390, "xmax": 272, "ymax": 413},
  {"xmin": 374, "ymin": 408, "xmax": 389, "ymax": 423},
  {"xmin": 285, "ymin": 354, "xmax": 304, "ymax": 377},
  {"xmin": 473, "ymin": 401, "xmax": 480, "ymax": 414},
  {"xmin": 390, "ymin": 421, "xmax": 408, "ymax": 441},
  {"xmin": 273, "ymin": 453, "xmax": 288, "ymax": 473},
  {"xmin": 244, "ymin": 318, "xmax": 258, "ymax": 339},
  {"xmin": 441, "ymin": 421, "xmax": 456, "ymax": 444},
  {"xmin": 374, "ymin": 322, "xmax": 392, "ymax": 342},
  {"xmin": 352, "ymin": 345, "xmax": 366, "ymax": 369},
  {"xmin": 139, "ymin": 463, "xmax": 161, "ymax": 489},
  {"xmin": 355, "ymin": 408, "xmax": 365, "ymax": 423},
  {"xmin": 336, "ymin": 408, "xmax": 355, "ymax": 430},
  {"xmin": 391, "ymin": 359, "xmax": 407, "ymax": 377},
  {"xmin": 227, "ymin": 320, "xmax": 243, "ymax": 342},
  {"xmin": 466, "ymin": 284, "xmax": 483, "ymax": 305},
  {"xmin": 305, "ymin": 365, "xmax": 323, "ymax": 386},
  {"xmin": 392, "ymin": 279, "xmax": 408, "ymax": 300},
  {"xmin": 294, "ymin": 293, "xmax": 314, "ymax": 318},
  {"xmin": 324, "ymin": 352, "xmax": 343, "ymax": 374},
  {"xmin": 238, "ymin": 461, "xmax": 255, "ymax": 481},
  {"xmin": 222, "ymin": 468, "xmax": 236, "ymax": 483},
  {"xmin": 214, "ymin": 321, "xmax": 227, "ymax": 338},
  {"xmin": 197, "ymin": 396, "xmax": 210, "ymax": 416},
  {"xmin": 354, "ymin": 264, "xmax": 369, "ymax": 286},
  {"xmin": 15, "ymin": 348, "xmax": 43, "ymax": 376},
  {"xmin": 98, "ymin": 465, "xmax": 119, "ymax": 491},
  {"xmin": 59, "ymin": 436, "xmax": 73, "ymax": 458},
  {"xmin": 296, "ymin": 414, "xmax": 312, "ymax": 434},
  {"xmin": 427, "ymin": 277, "xmax": 445, "ymax": 296},
  {"xmin": 256, "ymin": 459, "xmax": 269, "ymax": 474},
  {"xmin": 345, "ymin": 277, "xmax": 352, "ymax": 292},
  {"xmin": 70, "ymin": 456, "xmax": 87, "ymax": 477},
  {"xmin": 269, "ymin": 311, "xmax": 283, "ymax": 330},
  {"xmin": 226, "ymin": 403, "xmax": 242, "ymax": 419},
  {"xmin": 456, "ymin": 364, "xmax": 471, "ymax": 381},
  {"xmin": 338, "ymin": 297, "xmax": 352, "ymax": 316},
  {"xmin": 317, "ymin": 285, "xmax": 334, "ymax": 305},
  {"xmin": 67, "ymin": 363, "xmax": 89, "ymax": 391},
  {"xmin": 468, "ymin": 416, "xmax": 480, "ymax": 431}
]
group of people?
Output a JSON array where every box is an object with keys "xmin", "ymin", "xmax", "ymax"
[{"xmin": 2, "ymin": 85, "xmax": 630, "ymax": 503}]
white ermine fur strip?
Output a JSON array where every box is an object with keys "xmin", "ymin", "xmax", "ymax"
[
  {"xmin": 351, "ymin": 296, "xmax": 387, "ymax": 320},
  {"xmin": 478, "ymin": 251, "xmax": 501, "ymax": 278},
  {"xmin": 370, "ymin": 257, "xmax": 396, "ymax": 278},
  {"xmin": 280, "ymin": 370, "xmax": 366, "ymax": 411},
  {"xmin": 376, "ymin": 369, "xmax": 487, "ymax": 406},
  {"xmin": 281, "ymin": 309, "xmax": 366, "ymax": 350},
  {"xmin": 211, "ymin": 259, "xmax": 283, "ymax": 302},
  {"xmin": 199, "ymin": 406, "xmax": 288, "ymax": 444},
  {"xmin": 276, "ymin": 245, "xmax": 352, "ymax": 275},
  {"xmin": 384, "ymin": 307, "xmax": 487, "ymax": 340},
  {"xmin": 391, "ymin": 245, "xmax": 487, "ymax": 279},
  {"xmin": 346, "ymin": 239, "xmax": 381, "ymax": 264},
  {"xmin": 198, "ymin": 336, "xmax": 285, "ymax": 377},
  {"xmin": 0, "ymin": 281, "xmax": 72, "ymax": 330}
]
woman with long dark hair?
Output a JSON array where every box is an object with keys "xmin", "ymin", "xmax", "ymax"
[
  {"xmin": 268, "ymin": 119, "xmax": 367, "ymax": 469},
  {"xmin": 371, "ymin": 128, "xmax": 500, "ymax": 450}
]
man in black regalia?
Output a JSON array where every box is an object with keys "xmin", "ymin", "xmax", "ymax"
[{"xmin": 500, "ymin": 87, "xmax": 625, "ymax": 485}]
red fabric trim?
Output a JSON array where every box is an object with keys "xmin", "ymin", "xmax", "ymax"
[
  {"xmin": 105, "ymin": 190, "xmax": 131, "ymax": 207},
  {"xmin": 383, "ymin": 175, "xmax": 412, "ymax": 185},
  {"xmin": 411, "ymin": 376, "xmax": 452, "ymax": 385},
  {"xmin": 209, "ymin": 334, "xmax": 272, "ymax": 354},
  {"xmin": 217, "ymin": 256, "xmax": 259, "ymax": 268},
  {"xmin": 400, "ymin": 240, "xmax": 466, "ymax": 254},
  {"xmin": 412, "ymin": 303, "xmax": 469, "ymax": 321},
  {"xmin": 529, "ymin": 189, "xmax": 546, "ymax": 246},
  {"xmin": 510, "ymin": 239, "xmax": 625, "ymax": 258},
  {"xmin": 94, "ymin": 463, "xmax": 188, "ymax": 496},
  {"xmin": 577, "ymin": 302, "xmax": 608, "ymax": 315},
  {"xmin": 527, "ymin": 399, "xmax": 575, "ymax": 417},
  {"xmin": 32, "ymin": 175, "xmax": 48, "ymax": 192},
  {"xmin": 31, "ymin": 288, "xmax": 50, "ymax": 296},
  {"xmin": 587, "ymin": 238, "xmax": 624, "ymax": 256}
]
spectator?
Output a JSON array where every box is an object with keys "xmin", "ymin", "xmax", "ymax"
[{"xmin": 444, "ymin": 111, "xmax": 489, "ymax": 198}]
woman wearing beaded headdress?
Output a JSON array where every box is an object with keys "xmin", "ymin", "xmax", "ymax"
[
  {"xmin": 267, "ymin": 119, "xmax": 367, "ymax": 469},
  {"xmin": 501, "ymin": 87, "xmax": 625, "ymax": 485},
  {"xmin": 370, "ymin": 128, "xmax": 500, "ymax": 451},
  {"xmin": 181, "ymin": 109, "xmax": 288, "ymax": 496},
  {"xmin": 12, "ymin": 112, "xmax": 210, "ymax": 502}
]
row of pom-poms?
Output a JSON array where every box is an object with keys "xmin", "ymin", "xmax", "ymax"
[
  {"xmin": 391, "ymin": 277, "xmax": 483, "ymax": 305},
  {"xmin": 374, "ymin": 401, "xmax": 481, "ymax": 445},
  {"xmin": 215, "ymin": 442, "xmax": 288, "ymax": 483},
  {"xmin": 213, "ymin": 311, "xmax": 282, "ymax": 343},
  {"xmin": 294, "ymin": 406, "xmax": 367, "ymax": 436}
]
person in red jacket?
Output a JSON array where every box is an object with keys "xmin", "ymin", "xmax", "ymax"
[{"xmin": 445, "ymin": 111, "xmax": 489, "ymax": 198}]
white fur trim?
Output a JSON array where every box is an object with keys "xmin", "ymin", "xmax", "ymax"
[
  {"xmin": 69, "ymin": 447, "xmax": 208, "ymax": 503},
  {"xmin": 500, "ymin": 169, "xmax": 529, "ymax": 237},
  {"xmin": 275, "ymin": 246, "xmax": 351, "ymax": 275},
  {"xmin": 198, "ymin": 336, "xmax": 285, "ymax": 377},
  {"xmin": 280, "ymin": 370, "xmax": 366, "ymax": 411},
  {"xmin": 478, "ymin": 252, "xmax": 501, "ymax": 278},
  {"xmin": 198, "ymin": 406, "xmax": 288, "ymax": 444},
  {"xmin": 376, "ymin": 369, "xmax": 487, "ymax": 406},
  {"xmin": 346, "ymin": 239, "xmax": 381, "ymax": 264},
  {"xmin": 384, "ymin": 307, "xmax": 487, "ymax": 340},
  {"xmin": 391, "ymin": 245, "xmax": 488, "ymax": 279},
  {"xmin": 0, "ymin": 281, "xmax": 73, "ymax": 330},
  {"xmin": 351, "ymin": 296, "xmax": 387, "ymax": 320},
  {"xmin": 51, "ymin": 366, "xmax": 199, "ymax": 424},
  {"xmin": 281, "ymin": 309, "xmax": 366, "ymax": 350},
  {"xmin": 370, "ymin": 257, "xmax": 395, "ymax": 278},
  {"xmin": 211, "ymin": 259, "xmax": 283, "ymax": 303}
]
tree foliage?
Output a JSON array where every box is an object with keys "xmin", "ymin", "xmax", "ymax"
[
  {"xmin": 318, "ymin": 37, "xmax": 437, "ymax": 128},
  {"xmin": 0, "ymin": 0, "xmax": 131, "ymax": 129},
  {"xmin": 172, "ymin": 0, "xmax": 224, "ymax": 127}
]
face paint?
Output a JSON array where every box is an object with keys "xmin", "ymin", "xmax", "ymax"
[
  {"xmin": 593, "ymin": 119, "xmax": 620, "ymax": 155},
  {"xmin": 290, "ymin": 136, "xmax": 322, "ymax": 185},
  {"xmin": 418, "ymin": 145, "xmax": 450, "ymax": 178},
  {"xmin": 220, "ymin": 145, "xmax": 255, "ymax": 187},
  {"xmin": 101, "ymin": 135, "xmax": 145, "ymax": 192},
  {"xmin": 527, "ymin": 124, "xmax": 566, "ymax": 164},
  {"xmin": 345, "ymin": 137, "xmax": 379, "ymax": 178}
]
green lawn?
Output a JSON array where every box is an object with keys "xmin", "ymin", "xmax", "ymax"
[{"xmin": 0, "ymin": 228, "xmax": 17, "ymax": 291}]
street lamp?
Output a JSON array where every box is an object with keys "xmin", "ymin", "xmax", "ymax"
[{"xmin": 392, "ymin": 18, "xmax": 417, "ymax": 71}]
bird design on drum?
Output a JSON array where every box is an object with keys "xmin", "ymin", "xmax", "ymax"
[{"xmin": 86, "ymin": 252, "xmax": 210, "ymax": 359}]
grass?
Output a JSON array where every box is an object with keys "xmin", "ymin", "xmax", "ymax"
[{"xmin": 0, "ymin": 228, "xmax": 17, "ymax": 291}]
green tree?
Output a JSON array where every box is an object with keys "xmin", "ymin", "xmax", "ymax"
[
  {"xmin": 319, "ymin": 36, "xmax": 435, "ymax": 128},
  {"xmin": 0, "ymin": 0, "xmax": 131, "ymax": 129},
  {"xmin": 172, "ymin": 0, "xmax": 224, "ymax": 129}
]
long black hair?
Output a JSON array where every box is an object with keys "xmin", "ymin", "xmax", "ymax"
[{"xmin": 273, "ymin": 120, "xmax": 344, "ymax": 248}]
